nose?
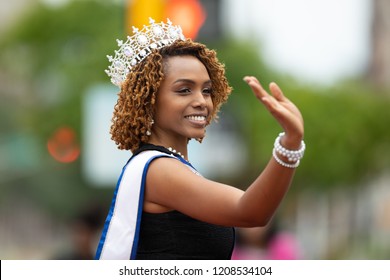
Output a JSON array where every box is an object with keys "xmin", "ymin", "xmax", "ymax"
[{"xmin": 192, "ymin": 91, "xmax": 207, "ymax": 109}]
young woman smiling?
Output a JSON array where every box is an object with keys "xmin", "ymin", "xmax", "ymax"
[{"xmin": 96, "ymin": 19, "xmax": 305, "ymax": 260}]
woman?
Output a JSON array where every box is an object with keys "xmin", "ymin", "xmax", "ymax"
[{"xmin": 96, "ymin": 18, "xmax": 305, "ymax": 260}]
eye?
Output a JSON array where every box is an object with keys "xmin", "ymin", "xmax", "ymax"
[
  {"xmin": 203, "ymin": 88, "xmax": 212, "ymax": 95},
  {"xmin": 177, "ymin": 88, "xmax": 191, "ymax": 94}
]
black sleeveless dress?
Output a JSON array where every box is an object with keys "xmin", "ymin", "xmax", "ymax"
[
  {"xmin": 133, "ymin": 144, "xmax": 235, "ymax": 260},
  {"xmin": 136, "ymin": 210, "xmax": 235, "ymax": 260}
]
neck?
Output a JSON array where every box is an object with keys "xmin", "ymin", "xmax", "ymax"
[{"xmin": 147, "ymin": 139, "xmax": 188, "ymax": 160}]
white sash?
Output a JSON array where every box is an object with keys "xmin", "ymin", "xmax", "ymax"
[{"xmin": 95, "ymin": 150, "xmax": 174, "ymax": 260}]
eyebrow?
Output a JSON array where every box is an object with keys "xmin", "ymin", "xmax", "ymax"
[{"xmin": 173, "ymin": 79, "xmax": 212, "ymax": 85}]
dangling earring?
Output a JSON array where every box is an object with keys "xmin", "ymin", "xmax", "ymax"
[{"xmin": 146, "ymin": 119, "xmax": 154, "ymax": 136}]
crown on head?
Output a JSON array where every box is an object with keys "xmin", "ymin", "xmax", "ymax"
[{"xmin": 105, "ymin": 18, "xmax": 186, "ymax": 87}]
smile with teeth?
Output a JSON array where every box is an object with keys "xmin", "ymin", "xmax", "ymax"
[{"xmin": 185, "ymin": 115, "xmax": 206, "ymax": 121}]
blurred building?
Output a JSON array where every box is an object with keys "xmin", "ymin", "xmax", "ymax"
[{"xmin": 368, "ymin": 0, "xmax": 390, "ymax": 88}]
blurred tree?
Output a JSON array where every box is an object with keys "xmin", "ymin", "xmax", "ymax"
[
  {"xmin": 214, "ymin": 40, "xmax": 390, "ymax": 191},
  {"xmin": 0, "ymin": 0, "xmax": 125, "ymax": 218}
]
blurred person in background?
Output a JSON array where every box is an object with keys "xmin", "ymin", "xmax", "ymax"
[
  {"xmin": 232, "ymin": 219, "xmax": 301, "ymax": 260},
  {"xmin": 95, "ymin": 18, "xmax": 305, "ymax": 260},
  {"xmin": 53, "ymin": 204, "xmax": 103, "ymax": 260}
]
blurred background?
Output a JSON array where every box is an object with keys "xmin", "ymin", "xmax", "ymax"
[{"xmin": 0, "ymin": 0, "xmax": 389, "ymax": 260}]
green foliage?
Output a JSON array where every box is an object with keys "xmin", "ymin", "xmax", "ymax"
[
  {"xmin": 289, "ymin": 84, "xmax": 390, "ymax": 189},
  {"xmin": 0, "ymin": 0, "xmax": 125, "ymax": 218},
  {"xmin": 0, "ymin": 0, "xmax": 124, "ymax": 138}
]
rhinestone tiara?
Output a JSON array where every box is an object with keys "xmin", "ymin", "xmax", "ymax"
[{"xmin": 105, "ymin": 18, "xmax": 186, "ymax": 87}]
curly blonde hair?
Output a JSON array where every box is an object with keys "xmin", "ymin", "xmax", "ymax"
[{"xmin": 110, "ymin": 39, "xmax": 232, "ymax": 152}]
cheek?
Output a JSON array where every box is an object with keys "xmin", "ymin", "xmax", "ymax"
[{"xmin": 154, "ymin": 103, "xmax": 180, "ymax": 124}]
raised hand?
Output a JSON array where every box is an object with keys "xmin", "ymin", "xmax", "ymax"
[{"xmin": 243, "ymin": 76, "xmax": 304, "ymax": 149}]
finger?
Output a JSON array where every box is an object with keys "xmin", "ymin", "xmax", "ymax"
[
  {"xmin": 243, "ymin": 76, "xmax": 270, "ymax": 100},
  {"xmin": 261, "ymin": 94, "xmax": 284, "ymax": 114},
  {"xmin": 269, "ymin": 82, "xmax": 287, "ymax": 102}
]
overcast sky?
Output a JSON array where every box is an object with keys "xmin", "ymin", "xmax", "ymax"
[{"xmin": 223, "ymin": 0, "xmax": 372, "ymax": 85}]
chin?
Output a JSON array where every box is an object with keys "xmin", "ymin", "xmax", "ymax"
[
  {"xmin": 191, "ymin": 132, "xmax": 206, "ymax": 139},
  {"xmin": 185, "ymin": 128, "xmax": 206, "ymax": 140}
]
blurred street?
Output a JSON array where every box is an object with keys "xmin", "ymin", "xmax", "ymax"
[{"xmin": 1, "ymin": 0, "xmax": 390, "ymax": 260}]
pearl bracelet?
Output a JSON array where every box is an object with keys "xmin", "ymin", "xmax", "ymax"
[
  {"xmin": 272, "ymin": 132, "xmax": 305, "ymax": 168},
  {"xmin": 272, "ymin": 149, "xmax": 300, "ymax": 168}
]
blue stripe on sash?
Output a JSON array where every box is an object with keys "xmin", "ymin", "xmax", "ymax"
[
  {"xmin": 95, "ymin": 151, "xmax": 175, "ymax": 260},
  {"xmin": 129, "ymin": 154, "xmax": 170, "ymax": 259},
  {"xmin": 95, "ymin": 159, "xmax": 130, "ymax": 259}
]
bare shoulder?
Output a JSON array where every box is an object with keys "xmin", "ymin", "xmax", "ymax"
[{"xmin": 145, "ymin": 156, "xmax": 203, "ymax": 202}]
